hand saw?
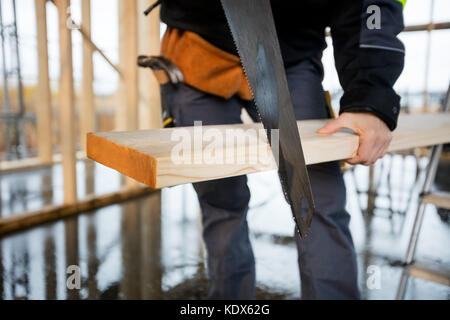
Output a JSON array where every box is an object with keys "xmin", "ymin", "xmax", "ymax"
[{"xmin": 220, "ymin": 0, "xmax": 315, "ymax": 238}]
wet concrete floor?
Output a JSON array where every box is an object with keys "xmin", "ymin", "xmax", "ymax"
[{"xmin": 0, "ymin": 154, "xmax": 449, "ymax": 299}]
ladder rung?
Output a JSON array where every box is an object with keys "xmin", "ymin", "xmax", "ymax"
[
  {"xmin": 423, "ymin": 191, "xmax": 450, "ymax": 210},
  {"xmin": 408, "ymin": 260, "xmax": 450, "ymax": 287}
]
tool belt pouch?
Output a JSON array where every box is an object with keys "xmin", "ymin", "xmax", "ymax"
[{"xmin": 161, "ymin": 27, "xmax": 252, "ymax": 101}]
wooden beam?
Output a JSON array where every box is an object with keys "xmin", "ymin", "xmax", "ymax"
[
  {"xmin": 408, "ymin": 260, "xmax": 450, "ymax": 287},
  {"xmin": 80, "ymin": 0, "xmax": 95, "ymax": 151},
  {"xmin": 135, "ymin": 3, "xmax": 163, "ymax": 298},
  {"xmin": 0, "ymin": 151, "xmax": 85, "ymax": 173},
  {"xmin": 76, "ymin": 24, "xmax": 122, "ymax": 76},
  {"xmin": 137, "ymin": 0, "xmax": 162, "ymax": 130},
  {"xmin": 403, "ymin": 22, "xmax": 450, "ymax": 32},
  {"xmin": 386, "ymin": 114, "xmax": 450, "ymax": 152},
  {"xmin": 423, "ymin": 191, "xmax": 450, "ymax": 210},
  {"xmin": 48, "ymin": 0, "xmax": 122, "ymax": 76},
  {"xmin": 117, "ymin": 0, "xmax": 138, "ymax": 132},
  {"xmin": 56, "ymin": 0, "xmax": 77, "ymax": 203},
  {"xmin": 422, "ymin": 0, "xmax": 435, "ymax": 112},
  {"xmin": 118, "ymin": 0, "xmax": 139, "ymax": 187},
  {"xmin": 87, "ymin": 113, "xmax": 450, "ymax": 189},
  {"xmin": 140, "ymin": 191, "xmax": 162, "ymax": 299},
  {"xmin": 120, "ymin": 200, "xmax": 141, "ymax": 299},
  {"xmin": 0, "ymin": 186, "xmax": 153, "ymax": 235},
  {"xmin": 35, "ymin": 0, "xmax": 53, "ymax": 163},
  {"xmin": 324, "ymin": 22, "xmax": 450, "ymax": 37}
]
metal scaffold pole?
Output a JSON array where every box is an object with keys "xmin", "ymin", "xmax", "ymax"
[
  {"xmin": 0, "ymin": 0, "xmax": 28, "ymax": 160},
  {"xmin": 0, "ymin": 0, "xmax": 12, "ymax": 159},
  {"xmin": 396, "ymin": 84, "xmax": 450, "ymax": 299},
  {"xmin": 12, "ymin": 0, "xmax": 27, "ymax": 158}
]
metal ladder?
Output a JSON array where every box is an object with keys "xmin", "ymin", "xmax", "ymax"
[{"xmin": 396, "ymin": 84, "xmax": 450, "ymax": 299}]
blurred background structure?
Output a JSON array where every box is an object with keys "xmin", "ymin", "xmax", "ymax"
[{"xmin": 0, "ymin": 0, "xmax": 449, "ymax": 300}]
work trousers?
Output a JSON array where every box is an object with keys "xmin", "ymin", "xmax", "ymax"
[{"xmin": 167, "ymin": 59, "xmax": 360, "ymax": 300}]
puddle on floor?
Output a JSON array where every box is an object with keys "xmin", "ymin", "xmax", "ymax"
[{"xmin": 0, "ymin": 154, "xmax": 449, "ymax": 299}]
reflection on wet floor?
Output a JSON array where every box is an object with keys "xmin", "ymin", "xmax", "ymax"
[{"xmin": 0, "ymin": 154, "xmax": 449, "ymax": 300}]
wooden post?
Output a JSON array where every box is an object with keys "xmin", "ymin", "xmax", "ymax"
[
  {"xmin": 0, "ymin": 221, "xmax": 2, "ymax": 298},
  {"xmin": 35, "ymin": 0, "xmax": 53, "ymax": 163},
  {"xmin": 136, "ymin": 3, "xmax": 162, "ymax": 297},
  {"xmin": 118, "ymin": 0, "xmax": 139, "ymax": 187},
  {"xmin": 120, "ymin": 201, "xmax": 141, "ymax": 299},
  {"xmin": 140, "ymin": 191, "xmax": 162, "ymax": 299},
  {"xmin": 423, "ymin": 0, "xmax": 435, "ymax": 112},
  {"xmin": 367, "ymin": 165, "xmax": 376, "ymax": 215},
  {"xmin": 56, "ymin": 0, "xmax": 77, "ymax": 203},
  {"xmin": 65, "ymin": 217, "xmax": 80, "ymax": 299},
  {"xmin": 80, "ymin": 0, "xmax": 95, "ymax": 151},
  {"xmin": 44, "ymin": 229, "xmax": 57, "ymax": 299},
  {"xmin": 117, "ymin": 0, "xmax": 138, "ymax": 132},
  {"xmin": 136, "ymin": 1, "xmax": 163, "ymax": 288},
  {"xmin": 137, "ymin": 0, "xmax": 162, "ymax": 130}
]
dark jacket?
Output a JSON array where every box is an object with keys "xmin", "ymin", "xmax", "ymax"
[{"xmin": 160, "ymin": 0, "xmax": 405, "ymax": 130}]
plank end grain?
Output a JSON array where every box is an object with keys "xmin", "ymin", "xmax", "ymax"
[{"xmin": 87, "ymin": 132, "xmax": 157, "ymax": 188}]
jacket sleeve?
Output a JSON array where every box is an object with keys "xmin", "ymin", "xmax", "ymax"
[{"xmin": 330, "ymin": 0, "xmax": 405, "ymax": 130}]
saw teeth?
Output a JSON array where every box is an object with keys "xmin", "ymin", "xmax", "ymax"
[{"xmin": 220, "ymin": 0, "xmax": 313, "ymax": 239}]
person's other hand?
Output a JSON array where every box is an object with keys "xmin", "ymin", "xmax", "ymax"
[{"xmin": 317, "ymin": 112, "xmax": 392, "ymax": 166}]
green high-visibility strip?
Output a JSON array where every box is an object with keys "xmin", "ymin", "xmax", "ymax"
[{"xmin": 397, "ymin": 0, "xmax": 407, "ymax": 8}]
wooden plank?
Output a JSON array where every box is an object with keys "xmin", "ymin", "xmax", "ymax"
[
  {"xmin": 387, "ymin": 114, "xmax": 450, "ymax": 152},
  {"xmin": 87, "ymin": 113, "xmax": 450, "ymax": 189},
  {"xmin": 80, "ymin": 0, "xmax": 95, "ymax": 151},
  {"xmin": 423, "ymin": 191, "xmax": 450, "ymax": 210},
  {"xmin": 0, "ymin": 186, "xmax": 153, "ymax": 235},
  {"xmin": 87, "ymin": 120, "xmax": 353, "ymax": 188},
  {"xmin": 35, "ymin": 0, "xmax": 53, "ymax": 163},
  {"xmin": 408, "ymin": 260, "xmax": 450, "ymax": 287},
  {"xmin": 56, "ymin": 0, "xmax": 77, "ymax": 203},
  {"xmin": 137, "ymin": 0, "xmax": 162, "ymax": 130}
]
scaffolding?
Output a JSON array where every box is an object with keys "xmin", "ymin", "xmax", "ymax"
[{"xmin": 0, "ymin": 0, "xmax": 28, "ymax": 160}]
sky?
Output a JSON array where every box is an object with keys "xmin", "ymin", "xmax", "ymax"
[{"xmin": 1, "ymin": 0, "xmax": 449, "ymax": 103}]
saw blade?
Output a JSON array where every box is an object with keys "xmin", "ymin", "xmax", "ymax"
[{"xmin": 220, "ymin": 0, "xmax": 315, "ymax": 238}]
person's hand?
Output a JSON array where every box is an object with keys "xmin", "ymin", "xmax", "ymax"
[{"xmin": 317, "ymin": 112, "xmax": 392, "ymax": 166}]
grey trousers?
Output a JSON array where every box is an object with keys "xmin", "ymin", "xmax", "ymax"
[{"xmin": 167, "ymin": 59, "xmax": 360, "ymax": 300}]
